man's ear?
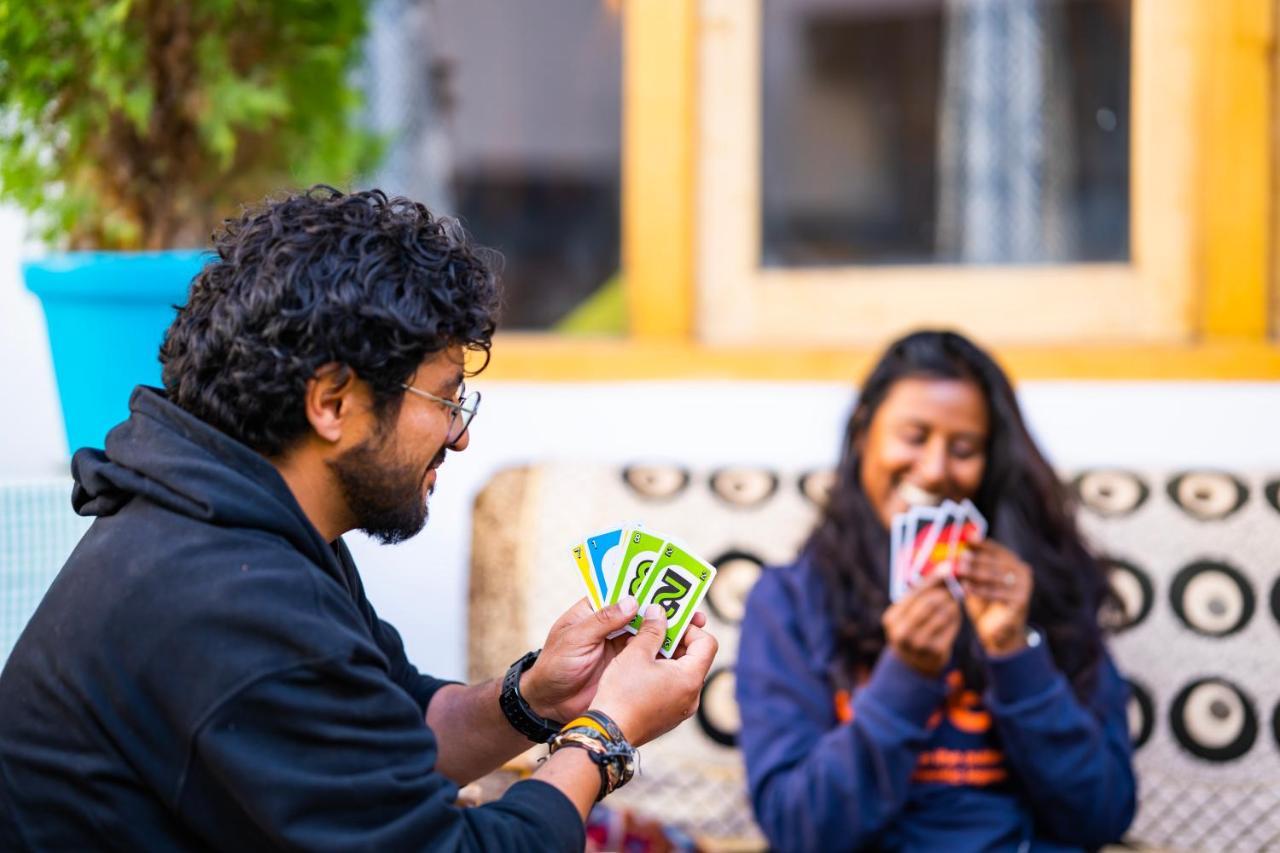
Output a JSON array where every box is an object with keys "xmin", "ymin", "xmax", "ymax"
[{"xmin": 304, "ymin": 363, "xmax": 361, "ymax": 444}]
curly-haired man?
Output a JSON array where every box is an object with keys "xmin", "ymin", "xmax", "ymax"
[{"xmin": 0, "ymin": 187, "xmax": 717, "ymax": 850}]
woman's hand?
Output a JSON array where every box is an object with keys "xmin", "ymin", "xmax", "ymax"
[
  {"xmin": 956, "ymin": 539, "xmax": 1034, "ymax": 655},
  {"xmin": 882, "ymin": 573, "xmax": 962, "ymax": 677}
]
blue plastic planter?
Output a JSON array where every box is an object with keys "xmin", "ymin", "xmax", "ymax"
[{"xmin": 24, "ymin": 251, "xmax": 210, "ymax": 454}]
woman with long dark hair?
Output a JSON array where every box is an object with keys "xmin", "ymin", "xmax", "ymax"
[{"xmin": 736, "ymin": 330, "xmax": 1135, "ymax": 851}]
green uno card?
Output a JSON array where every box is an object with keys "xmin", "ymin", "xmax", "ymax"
[
  {"xmin": 608, "ymin": 528, "xmax": 665, "ymax": 608},
  {"xmin": 629, "ymin": 540, "xmax": 717, "ymax": 657}
]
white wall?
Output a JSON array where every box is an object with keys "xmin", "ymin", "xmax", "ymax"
[
  {"xmin": 5, "ymin": 207, "xmax": 1280, "ymax": 680},
  {"xmin": 0, "ymin": 207, "xmax": 64, "ymax": 478}
]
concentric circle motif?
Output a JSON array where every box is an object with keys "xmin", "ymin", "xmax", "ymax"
[
  {"xmin": 621, "ymin": 465, "xmax": 690, "ymax": 501},
  {"xmin": 1272, "ymin": 700, "xmax": 1280, "ymax": 752},
  {"xmin": 798, "ymin": 469, "xmax": 838, "ymax": 507},
  {"xmin": 1167, "ymin": 471, "xmax": 1248, "ymax": 521},
  {"xmin": 1169, "ymin": 561, "xmax": 1254, "ymax": 637},
  {"xmin": 1099, "ymin": 559, "xmax": 1154, "ymax": 632},
  {"xmin": 709, "ymin": 468, "xmax": 779, "ymax": 508},
  {"xmin": 1169, "ymin": 678, "xmax": 1257, "ymax": 762},
  {"xmin": 1126, "ymin": 680, "xmax": 1155, "ymax": 750},
  {"xmin": 706, "ymin": 550, "xmax": 765, "ymax": 624},
  {"xmin": 1270, "ymin": 575, "xmax": 1280, "ymax": 629},
  {"xmin": 1071, "ymin": 470, "xmax": 1149, "ymax": 518},
  {"xmin": 1264, "ymin": 479, "xmax": 1280, "ymax": 515},
  {"xmin": 696, "ymin": 667, "xmax": 740, "ymax": 747}
]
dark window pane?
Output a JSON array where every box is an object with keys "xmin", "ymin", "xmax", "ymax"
[
  {"xmin": 368, "ymin": 0, "xmax": 622, "ymax": 331},
  {"xmin": 761, "ymin": 0, "xmax": 1130, "ymax": 267}
]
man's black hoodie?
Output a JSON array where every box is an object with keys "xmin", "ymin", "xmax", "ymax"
[{"xmin": 0, "ymin": 388, "xmax": 582, "ymax": 851}]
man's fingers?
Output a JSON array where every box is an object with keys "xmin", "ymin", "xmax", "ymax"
[
  {"xmin": 624, "ymin": 605, "xmax": 668, "ymax": 659},
  {"xmin": 671, "ymin": 619, "xmax": 707, "ymax": 659},
  {"xmin": 571, "ymin": 595, "xmax": 640, "ymax": 642},
  {"xmin": 548, "ymin": 596, "xmax": 596, "ymax": 635},
  {"xmin": 672, "ymin": 623, "xmax": 718, "ymax": 674}
]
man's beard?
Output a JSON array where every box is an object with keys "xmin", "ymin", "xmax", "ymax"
[{"xmin": 327, "ymin": 433, "xmax": 444, "ymax": 545}]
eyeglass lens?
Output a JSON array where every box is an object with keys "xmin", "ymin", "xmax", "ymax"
[{"xmin": 448, "ymin": 392, "xmax": 479, "ymax": 443}]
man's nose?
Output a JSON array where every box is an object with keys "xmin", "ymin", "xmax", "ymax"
[{"xmin": 448, "ymin": 424, "xmax": 471, "ymax": 451}]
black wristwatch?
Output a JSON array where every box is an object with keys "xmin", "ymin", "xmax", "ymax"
[{"xmin": 499, "ymin": 650, "xmax": 564, "ymax": 743}]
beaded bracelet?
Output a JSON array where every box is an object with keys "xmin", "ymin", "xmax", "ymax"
[{"xmin": 546, "ymin": 713, "xmax": 637, "ymax": 801}]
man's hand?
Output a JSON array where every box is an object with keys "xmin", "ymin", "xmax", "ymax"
[
  {"xmin": 521, "ymin": 596, "xmax": 710, "ymax": 722},
  {"xmin": 882, "ymin": 573, "xmax": 962, "ymax": 677},
  {"xmin": 956, "ymin": 539, "xmax": 1034, "ymax": 655},
  {"xmin": 587, "ymin": 605, "xmax": 719, "ymax": 746}
]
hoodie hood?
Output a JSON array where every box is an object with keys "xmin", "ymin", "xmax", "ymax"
[{"xmin": 71, "ymin": 387, "xmax": 332, "ymax": 568}]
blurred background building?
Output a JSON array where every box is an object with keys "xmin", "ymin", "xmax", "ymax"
[{"xmin": 2, "ymin": 0, "xmax": 1277, "ymax": 685}]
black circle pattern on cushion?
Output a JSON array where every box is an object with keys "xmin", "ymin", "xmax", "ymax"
[
  {"xmin": 1266, "ymin": 479, "xmax": 1280, "ymax": 515},
  {"xmin": 798, "ymin": 469, "xmax": 837, "ymax": 507},
  {"xmin": 1166, "ymin": 471, "xmax": 1248, "ymax": 522},
  {"xmin": 1099, "ymin": 559, "xmax": 1154, "ymax": 633},
  {"xmin": 1169, "ymin": 561, "xmax": 1255, "ymax": 637},
  {"xmin": 1272, "ymin": 575, "xmax": 1280, "ymax": 628},
  {"xmin": 1126, "ymin": 679, "xmax": 1155, "ymax": 750},
  {"xmin": 709, "ymin": 468, "xmax": 779, "ymax": 508},
  {"xmin": 1072, "ymin": 470, "xmax": 1150, "ymax": 518},
  {"xmin": 1169, "ymin": 678, "xmax": 1258, "ymax": 762},
  {"xmin": 706, "ymin": 550, "xmax": 764, "ymax": 624},
  {"xmin": 696, "ymin": 667, "xmax": 739, "ymax": 748},
  {"xmin": 620, "ymin": 465, "xmax": 690, "ymax": 501},
  {"xmin": 1273, "ymin": 700, "xmax": 1280, "ymax": 752}
]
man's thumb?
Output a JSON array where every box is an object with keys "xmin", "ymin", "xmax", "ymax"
[
  {"xmin": 584, "ymin": 595, "xmax": 640, "ymax": 637},
  {"xmin": 630, "ymin": 604, "xmax": 668, "ymax": 657}
]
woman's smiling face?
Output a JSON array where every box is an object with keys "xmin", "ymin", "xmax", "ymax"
[{"xmin": 858, "ymin": 376, "xmax": 990, "ymax": 528}]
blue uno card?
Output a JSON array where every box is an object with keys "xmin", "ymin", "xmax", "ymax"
[{"xmin": 586, "ymin": 527, "xmax": 625, "ymax": 602}]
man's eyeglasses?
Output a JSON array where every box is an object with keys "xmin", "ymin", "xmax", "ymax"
[{"xmin": 400, "ymin": 381, "xmax": 481, "ymax": 446}]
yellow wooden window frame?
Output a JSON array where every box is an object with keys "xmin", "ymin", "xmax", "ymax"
[
  {"xmin": 700, "ymin": 0, "xmax": 1199, "ymax": 346},
  {"xmin": 482, "ymin": 0, "xmax": 1279, "ymax": 380}
]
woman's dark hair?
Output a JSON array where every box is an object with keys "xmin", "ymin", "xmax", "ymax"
[
  {"xmin": 806, "ymin": 330, "xmax": 1109, "ymax": 698},
  {"xmin": 160, "ymin": 185, "xmax": 500, "ymax": 456}
]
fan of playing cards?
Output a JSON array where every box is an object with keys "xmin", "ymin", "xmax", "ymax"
[
  {"xmin": 889, "ymin": 499, "xmax": 988, "ymax": 601},
  {"xmin": 570, "ymin": 526, "xmax": 717, "ymax": 658}
]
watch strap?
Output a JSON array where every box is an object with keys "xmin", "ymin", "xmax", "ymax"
[{"xmin": 499, "ymin": 650, "xmax": 563, "ymax": 743}]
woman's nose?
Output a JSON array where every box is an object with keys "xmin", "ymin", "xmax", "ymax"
[{"xmin": 914, "ymin": 441, "xmax": 949, "ymax": 491}]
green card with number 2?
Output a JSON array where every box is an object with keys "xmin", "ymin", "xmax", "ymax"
[{"xmin": 627, "ymin": 540, "xmax": 717, "ymax": 658}]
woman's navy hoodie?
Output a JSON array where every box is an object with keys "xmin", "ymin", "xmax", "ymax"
[
  {"xmin": 736, "ymin": 557, "xmax": 1136, "ymax": 852},
  {"xmin": 0, "ymin": 387, "xmax": 583, "ymax": 851}
]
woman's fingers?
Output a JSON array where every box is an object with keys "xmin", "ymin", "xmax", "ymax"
[
  {"xmin": 961, "ymin": 582, "xmax": 1022, "ymax": 604},
  {"xmin": 913, "ymin": 595, "xmax": 961, "ymax": 644},
  {"xmin": 892, "ymin": 582, "xmax": 952, "ymax": 634},
  {"xmin": 957, "ymin": 539, "xmax": 1035, "ymax": 655},
  {"xmin": 887, "ymin": 578, "xmax": 960, "ymax": 668},
  {"xmin": 958, "ymin": 548, "xmax": 1031, "ymax": 597}
]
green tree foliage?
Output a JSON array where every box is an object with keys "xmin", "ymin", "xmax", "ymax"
[{"xmin": 0, "ymin": 0, "xmax": 380, "ymax": 249}]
